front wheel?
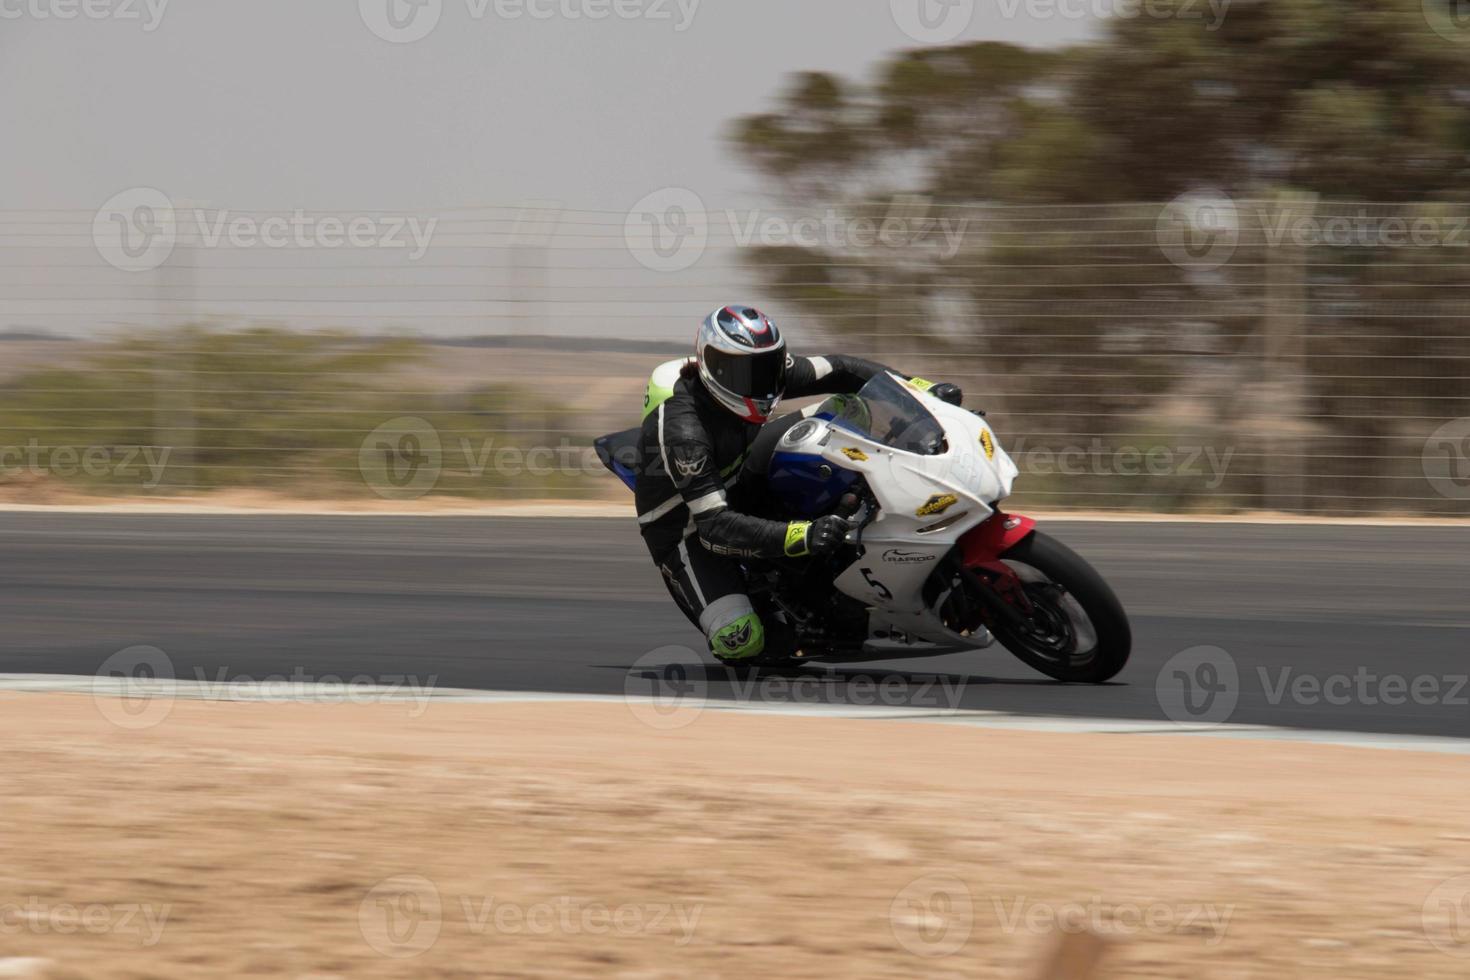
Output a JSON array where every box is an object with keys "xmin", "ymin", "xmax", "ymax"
[{"xmin": 973, "ymin": 531, "xmax": 1131, "ymax": 683}]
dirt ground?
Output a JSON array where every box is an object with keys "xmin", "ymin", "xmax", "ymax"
[{"xmin": 2, "ymin": 695, "xmax": 1469, "ymax": 979}]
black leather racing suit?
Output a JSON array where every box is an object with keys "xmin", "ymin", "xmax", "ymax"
[{"xmin": 634, "ymin": 354, "xmax": 898, "ymax": 658}]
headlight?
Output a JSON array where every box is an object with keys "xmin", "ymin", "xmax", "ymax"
[{"xmin": 782, "ymin": 419, "xmax": 819, "ymax": 446}]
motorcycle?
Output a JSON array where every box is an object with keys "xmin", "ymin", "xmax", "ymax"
[{"xmin": 597, "ymin": 369, "xmax": 1130, "ymax": 683}]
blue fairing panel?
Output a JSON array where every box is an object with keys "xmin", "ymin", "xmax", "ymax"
[
  {"xmin": 768, "ymin": 450, "xmax": 858, "ymax": 517},
  {"xmin": 594, "ymin": 429, "xmax": 640, "ymax": 493}
]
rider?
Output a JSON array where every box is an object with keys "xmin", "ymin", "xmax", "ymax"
[{"xmin": 635, "ymin": 304, "xmax": 960, "ymax": 663}]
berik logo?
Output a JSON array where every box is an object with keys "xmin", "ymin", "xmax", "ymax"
[
  {"xmin": 673, "ymin": 451, "xmax": 708, "ymax": 478},
  {"xmin": 721, "ymin": 622, "xmax": 753, "ymax": 650},
  {"xmin": 883, "ymin": 549, "xmax": 937, "ymax": 564}
]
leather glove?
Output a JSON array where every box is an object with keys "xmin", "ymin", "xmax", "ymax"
[
  {"xmin": 929, "ymin": 382, "xmax": 964, "ymax": 406},
  {"xmin": 910, "ymin": 377, "xmax": 964, "ymax": 407},
  {"xmin": 784, "ymin": 516, "xmax": 853, "ymax": 557}
]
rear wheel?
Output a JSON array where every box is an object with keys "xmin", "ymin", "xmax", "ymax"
[{"xmin": 973, "ymin": 531, "xmax": 1131, "ymax": 683}]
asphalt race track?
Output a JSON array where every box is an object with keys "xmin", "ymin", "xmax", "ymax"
[{"xmin": 1, "ymin": 513, "xmax": 1466, "ymax": 739}]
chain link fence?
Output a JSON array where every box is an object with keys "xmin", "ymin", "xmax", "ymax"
[{"xmin": 0, "ymin": 195, "xmax": 1467, "ymax": 514}]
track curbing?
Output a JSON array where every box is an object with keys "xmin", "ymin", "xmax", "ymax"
[{"xmin": 5, "ymin": 674, "xmax": 1469, "ymax": 755}]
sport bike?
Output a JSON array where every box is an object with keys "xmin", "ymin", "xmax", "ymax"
[{"xmin": 597, "ymin": 370, "xmax": 1130, "ymax": 682}]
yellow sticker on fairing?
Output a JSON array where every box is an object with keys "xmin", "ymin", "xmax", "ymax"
[
  {"xmin": 979, "ymin": 428, "xmax": 995, "ymax": 460},
  {"xmin": 840, "ymin": 447, "xmax": 869, "ymax": 462},
  {"xmin": 915, "ymin": 493, "xmax": 959, "ymax": 518}
]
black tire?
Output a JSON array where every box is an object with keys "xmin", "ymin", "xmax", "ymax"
[{"xmin": 985, "ymin": 531, "xmax": 1131, "ymax": 683}]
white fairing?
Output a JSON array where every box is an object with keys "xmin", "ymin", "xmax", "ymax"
[{"xmin": 777, "ymin": 374, "xmax": 1019, "ymax": 651}]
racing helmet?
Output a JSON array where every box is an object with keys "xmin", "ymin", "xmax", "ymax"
[{"xmin": 695, "ymin": 305, "xmax": 788, "ymax": 423}]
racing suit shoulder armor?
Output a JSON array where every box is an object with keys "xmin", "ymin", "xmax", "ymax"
[{"xmin": 635, "ymin": 376, "xmax": 787, "ymax": 559}]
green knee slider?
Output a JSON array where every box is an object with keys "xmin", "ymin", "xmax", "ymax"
[{"xmin": 710, "ymin": 612, "xmax": 765, "ymax": 661}]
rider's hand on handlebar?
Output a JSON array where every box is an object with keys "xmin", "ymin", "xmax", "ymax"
[
  {"xmin": 910, "ymin": 378, "xmax": 963, "ymax": 406},
  {"xmin": 784, "ymin": 516, "xmax": 853, "ymax": 557},
  {"xmin": 930, "ymin": 382, "xmax": 963, "ymax": 406},
  {"xmin": 806, "ymin": 515, "xmax": 853, "ymax": 555}
]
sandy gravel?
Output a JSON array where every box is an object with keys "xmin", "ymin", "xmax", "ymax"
[{"xmin": 1, "ymin": 694, "xmax": 1469, "ymax": 978}]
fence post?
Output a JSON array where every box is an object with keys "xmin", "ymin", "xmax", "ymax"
[
  {"xmin": 153, "ymin": 200, "xmax": 200, "ymax": 495},
  {"xmin": 1262, "ymin": 190, "xmax": 1317, "ymax": 513},
  {"xmin": 511, "ymin": 200, "xmax": 563, "ymax": 337}
]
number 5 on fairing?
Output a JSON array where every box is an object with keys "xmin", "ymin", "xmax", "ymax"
[{"xmin": 860, "ymin": 568, "xmax": 892, "ymax": 601}]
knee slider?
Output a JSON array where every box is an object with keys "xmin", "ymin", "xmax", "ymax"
[{"xmin": 699, "ymin": 595, "xmax": 765, "ymax": 661}]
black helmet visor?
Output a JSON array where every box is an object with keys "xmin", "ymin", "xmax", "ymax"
[{"xmin": 704, "ymin": 346, "xmax": 788, "ymax": 400}]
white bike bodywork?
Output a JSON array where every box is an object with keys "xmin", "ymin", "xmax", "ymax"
[{"xmin": 775, "ymin": 374, "xmax": 1021, "ymax": 654}]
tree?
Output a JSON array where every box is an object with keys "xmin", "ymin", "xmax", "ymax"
[{"xmin": 729, "ymin": 0, "xmax": 1470, "ymax": 513}]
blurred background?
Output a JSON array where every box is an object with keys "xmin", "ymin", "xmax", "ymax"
[
  {"xmin": 7, "ymin": 10, "xmax": 1470, "ymax": 975},
  {"xmin": 3, "ymin": 0, "xmax": 1469, "ymax": 515}
]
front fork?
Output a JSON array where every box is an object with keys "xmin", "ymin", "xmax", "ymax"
[{"xmin": 935, "ymin": 511, "xmax": 1039, "ymax": 633}]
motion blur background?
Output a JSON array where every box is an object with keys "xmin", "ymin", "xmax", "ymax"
[{"xmin": 3, "ymin": 0, "xmax": 1469, "ymax": 515}]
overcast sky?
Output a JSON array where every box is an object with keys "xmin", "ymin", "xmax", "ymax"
[
  {"xmin": 1, "ymin": 0, "xmax": 1101, "ymax": 209},
  {"xmin": 0, "ymin": 0, "xmax": 1099, "ymax": 339}
]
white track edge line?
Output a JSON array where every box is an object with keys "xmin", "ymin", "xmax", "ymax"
[{"xmin": 3, "ymin": 676, "xmax": 1468, "ymax": 755}]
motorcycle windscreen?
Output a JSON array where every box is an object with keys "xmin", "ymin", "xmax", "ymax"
[{"xmin": 817, "ymin": 374, "xmax": 946, "ymax": 456}]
